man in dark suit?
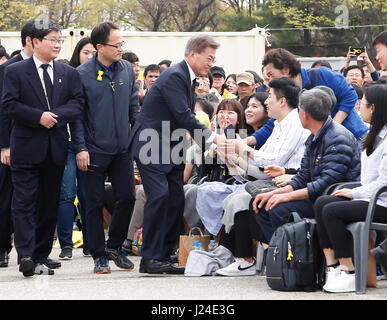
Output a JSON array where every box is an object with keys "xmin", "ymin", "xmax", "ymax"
[
  {"xmin": 1, "ymin": 21, "xmax": 84, "ymax": 277},
  {"xmin": 0, "ymin": 21, "xmax": 34, "ymax": 268},
  {"xmin": 129, "ymin": 34, "xmax": 226, "ymax": 274}
]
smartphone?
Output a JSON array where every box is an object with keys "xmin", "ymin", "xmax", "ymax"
[
  {"xmin": 224, "ymin": 124, "xmax": 235, "ymax": 139},
  {"xmin": 350, "ymin": 47, "xmax": 365, "ymax": 56}
]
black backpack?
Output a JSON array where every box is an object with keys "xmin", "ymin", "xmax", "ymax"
[{"xmin": 265, "ymin": 212, "xmax": 324, "ymax": 292}]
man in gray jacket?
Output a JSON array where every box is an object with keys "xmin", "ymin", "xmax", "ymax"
[{"xmin": 72, "ymin": 22, "xmax": 139, "ymax": 274}]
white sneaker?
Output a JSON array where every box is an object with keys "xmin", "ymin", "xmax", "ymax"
[
  {"xmin": 216, "ymin": 258, "xmax": 256, "ymax": 276},
  {"xmin": 323, "ymin": 266, "xmax": 341, "ymax": 290},
  {"xmin": 323, "ymin": 270, "xmax": 355, "ymax": 293}
]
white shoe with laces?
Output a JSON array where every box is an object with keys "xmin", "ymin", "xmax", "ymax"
[
  {"xmin": 323, "ymin": 269, "xmax": 355, "ymax": 293},
  {"xmin": 216, "ymin": 258, "xmax": 256, "ymax": 276}
]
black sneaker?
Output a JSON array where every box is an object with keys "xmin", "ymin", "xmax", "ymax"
[
  {"xmin": 106, "ymin": 248, "xmax": 134, "ymax": 270},
  {"xmin": 59, "ymin": 247, "xmax": 73, "ymax": 260}
]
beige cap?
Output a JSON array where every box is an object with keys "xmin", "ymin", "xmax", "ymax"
[{"xmin": 237, "ymin": 72, "xmax": 254, "ymax": 85}]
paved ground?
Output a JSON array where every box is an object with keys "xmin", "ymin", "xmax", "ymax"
[{"xmin": 1, "ymin": 246, "xmax": 386, "ymax": 302}]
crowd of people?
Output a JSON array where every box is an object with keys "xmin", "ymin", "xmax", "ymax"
[{"xmin": 0, "ymin": 19, "xmax": 387, "ymax": 295}]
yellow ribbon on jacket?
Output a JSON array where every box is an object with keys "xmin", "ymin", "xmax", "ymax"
[{"xmin": 97, "ymin": 70, "xmax": 104, "ymax": 81}]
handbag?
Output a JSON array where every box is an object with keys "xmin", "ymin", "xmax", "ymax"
[
  {"xmin": 178, "ymin": 227, "xmax": 210, "ymax": 267},
  {"xmin": 184, "ymin": 245, "xmax": 234, "ymax": 277},
  {"xmin": 244, "ymin": 179, "xmax": 278, "ymax": 198}
]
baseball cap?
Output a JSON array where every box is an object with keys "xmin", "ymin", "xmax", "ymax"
[
  {"xmin": 210, "ymin": 66, "xmax": 226, "ymax": 78},
  {"xmin": 237, "ymin": 72, "xmax": 254, "ymax": 86}
]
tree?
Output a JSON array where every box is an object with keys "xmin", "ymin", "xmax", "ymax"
[
  {"xmin": 170, "ymin": 0, "xmax": 218, "ymax": 32},
  {"xmin": 0, "ymin": 0, "xmax": 36, "ymax": 31}
]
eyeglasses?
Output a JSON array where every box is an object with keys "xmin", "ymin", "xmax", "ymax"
[
  {"xmin": 103, "ymin": 41, "xmax": 126, "ymax": 49},
  {"xmin": 43, "ymin": 38, "xmax": 64, "ymax": 45},
  {"xmin": 207, "ymin": 56, "xmax": 216, "ymax": 65}
]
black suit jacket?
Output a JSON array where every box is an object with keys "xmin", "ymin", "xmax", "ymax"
[
  {"xmin": 129, "ymin": 60, "xmax": 212, "ymax": 172},
  {"xmin": 0, "ymin": 54, "xmax": 23, "ymax": 149},
  {"xmin": 1, "ymin": 57, "xmax": 84, "ymax": 166}
]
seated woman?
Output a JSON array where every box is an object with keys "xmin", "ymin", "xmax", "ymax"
[
  {"xmin": 193, "ymin": 93, "xmax": 270, "ymax": 236},
  {"xmin": 183, "ymin": 98, "xmax": 247, "ymax": 233},
  {"xmin": 314, "ymin": 84, "xmax": 387, "ymax": 293}
]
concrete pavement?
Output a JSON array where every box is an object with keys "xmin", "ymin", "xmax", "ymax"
[{"xmin": 0, "ymin": 247, "xmax": 386, "ymax": 301}]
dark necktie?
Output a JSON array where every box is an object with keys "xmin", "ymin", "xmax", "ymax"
[
  {"xmin": 41, "ymin": 64, "xmax": 53, "ymax": 107},
  {"xmin": 191, "ymin": 79, "xmax": 197, "ymax": 109}
]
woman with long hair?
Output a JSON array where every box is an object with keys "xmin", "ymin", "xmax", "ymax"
[
  {"xmin": 314, "ymin": 84, "xmax": 387, "ymax": 293},
  {"xmin": 57, "ymin": 37, "xmax": 96, "ymax": 260}
]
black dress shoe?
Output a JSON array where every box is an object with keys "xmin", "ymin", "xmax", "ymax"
[
  {"xmin": 44, "ymin": 258, "xmax": 61, "ymax": 269},
  {"xmin": 19, "ymin": 257, "xmax": 35, "ymax": 277},
  {"xmin": 0, "ymin": 250, "xmax": 9, "ymax": 268},
  {"xmin": 140, "ymin": 259, "xmax": 185, "ymax": 274},
  {"xmin": 371, "ymin": 246, "xmax": 387, "ymax": 277}
]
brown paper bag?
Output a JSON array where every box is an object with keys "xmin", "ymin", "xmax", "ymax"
[
  {"xmin": 178, "ymin": 227, "xmax": 210, "ymax": 266},
  {"xmin": 367, "ymin": 231, "xmax": 377, "ymax": 288}
]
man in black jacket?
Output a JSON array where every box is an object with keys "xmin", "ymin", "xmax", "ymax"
[
  {"xmin": 73, "ymin": 22, "xmax": 139, "ymax": 274},
  {"xmin": 252, "ymin": 88, "xmax": 360, "ymax": 244}
]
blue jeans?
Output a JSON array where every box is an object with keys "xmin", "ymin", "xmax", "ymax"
[{"xmin": 56, "ymin": 143, "xmax": 87, "ymax": 249}]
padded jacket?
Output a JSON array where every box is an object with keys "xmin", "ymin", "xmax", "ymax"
[{"xmin": 288, "ymin": 117, "xmax": 360, "ymax": 201}]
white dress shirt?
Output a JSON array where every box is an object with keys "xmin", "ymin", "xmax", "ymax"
[
  {"xmin": 249, "ymin": 108, "xmax": 310, "ymax": 173},
  {"xmin": 184, "ymin": 59, "xmax": 216, "ymax": 144},
  {"xmin": 32, "ymin": 54, "xmax": 53, "ymax": 109},
  {"xmin": 352, "ymin": 125, "xmax": 387, "ymax": 208}
]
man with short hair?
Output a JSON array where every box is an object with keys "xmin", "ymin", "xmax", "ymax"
[
  {"xmin": 236, "ymin": 72, "xmax": 256, "ymax": 101},
  {"xmin": 144, "ymin": 64, "xmax": 161, "ymax": 90},
  {"xmin": 158, "ymin": 59, "xmax": 171, "ymax": 69},
  {"xmin": 129, "ymin": 34, "xmax": 226, "ymax": 274},
  {"xmin": 2, "ymin": 21, "xmax": 84, "ymax": 277},
  {"xmin": 122, "ymin": 51, "xmax": 141, "ymax": 80},
  {"xmin": 247, "ymin": 48, "xmax": 368, "ymax": 147},
  {"xmin": 344, "ymin": 65, "xmax": 365, "ymax": 87},
  {"xmin": 73, "ymin": 22, "xmax": 139, "ymax": 274},
  {"xmin": 0, "ymin": 20, "xmax": 35, "ymax": 268}
]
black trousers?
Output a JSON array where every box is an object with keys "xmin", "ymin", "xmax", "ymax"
[
  {"xmin": 83, "ymin": 152, "xmax": 136, "ymax": 259},
  {"xmin": 136, "ymin": 160, "xmax": 185, "ymax": 261},
  {"xmin": 11, "ymin": 151, "xmax": 64, "ymax": 263},
  {"xmin": 0, "ymin": 164, "xmax": 13, "ymax": 253},
  {"xmin": 219, "ymin": 210, "xmax": 266, "ymax": 258},
  {"xmin": 314, "ymin": 195, "xmax": 387, "ymax": 259}
]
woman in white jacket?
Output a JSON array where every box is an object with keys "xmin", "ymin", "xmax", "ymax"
[{"xmin": 314, "ymin": 84, "xmax": 387, "ymax": 293}]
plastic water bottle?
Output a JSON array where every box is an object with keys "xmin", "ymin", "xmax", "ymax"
[
  {"xmin": 192, "ymin": 241, "xmax": 199, "ymax": 251},
  {"xmin": 197, "ymin": 242, "xmax": 205, "ymax": 251},
  {"xmin": 208, "ymin": 240, "xmax": 217, "ymax": 253}
]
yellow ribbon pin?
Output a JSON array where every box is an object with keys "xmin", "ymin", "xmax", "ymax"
[{"xmin": 97, "ymin": 70, "xmax": 104, "ymax": 81}]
